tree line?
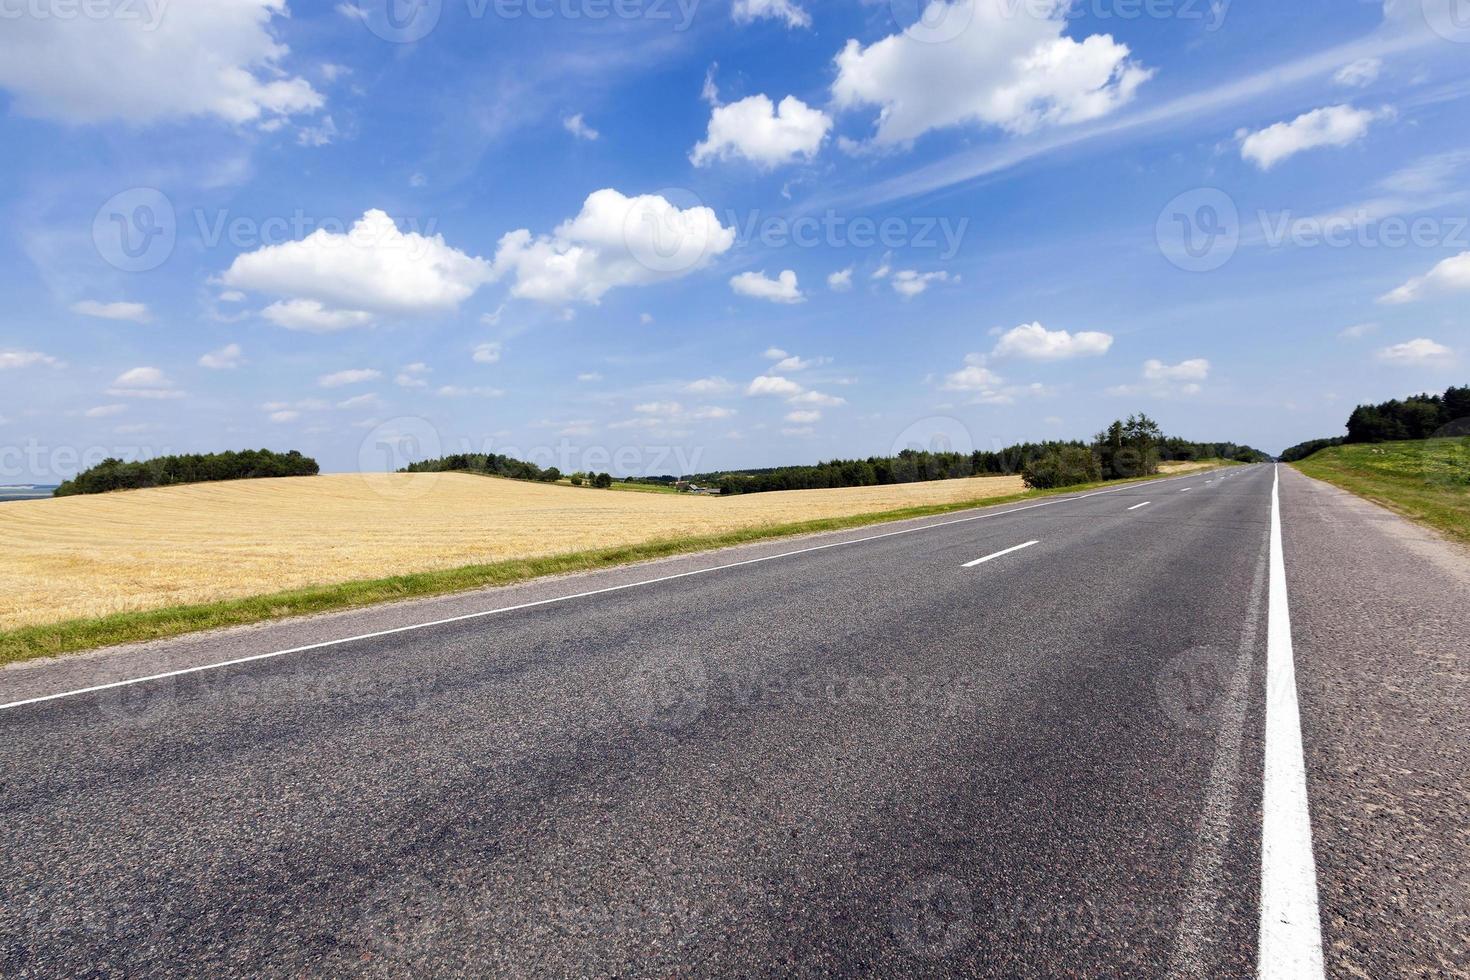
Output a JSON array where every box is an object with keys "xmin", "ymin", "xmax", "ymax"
[
  {"xmin": 1279, "ymin": 383, "xmax": 1470, "ymax": 461},
  {"xmin": 54, "ymin": 449, "xmax": 319, "ymax": 497},
  {"xmin": 399, "ymin": 454, "xmax": 613, "ymax": 488},
  {"xmin": 698, "ymin": 416, "xmax": 1267, "ymax": 495}
]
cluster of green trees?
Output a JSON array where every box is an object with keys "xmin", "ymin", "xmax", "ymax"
[
  {"xmin": 54, "ymin": 449, "xmax": 319, "ymax": 497},
  {"xmin": 1019, "ymin": 414, "xmax": 1247, "ymax": 489},
  {"xmin": 401, "ymin": 454, "xmax": 616, "ymax": 489},
  {"xmin": 1279, "ymin": 383, "xmax": 1469, "ymax": 461},
  {"xmin": 699, "ymin": 416, "xmax": 1266, "ymax": 495},
  {"xmin": 399, "ymin": 453, "xmax": 561, "ymax": 481},
  {"xmin": 1278, "ymin": 437, "xmax": 1346, "ymax": 463},
  {"xmin": 1346, "ymin": 385, "xmax": 1470, "ymax": 442}
]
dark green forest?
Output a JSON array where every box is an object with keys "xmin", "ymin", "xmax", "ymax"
[
  {"xmin": 54, "ymin": 449, "xmax": 319, "ymax": 497},
  {"xmin": 399, "ymin": 453, "xmax": 615, "ymax": 488},
  {"xmin": 1279, "ymin": 384, "xmax": 1470, "ymax": 461},
  {"xmin": 700, "ymin": 416, "xmax": 1268, "ymax": 495}
]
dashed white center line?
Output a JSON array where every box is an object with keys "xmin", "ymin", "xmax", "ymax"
[
  {"xmin": 1180, "ymin": 488, "xmax": 1194, "ymax": 493},
  {"xmin": 1128, "ymin": 501, "xmax": 1152, "ymax": 511},
  {"xmin": 963, "ymin": 540, "xmax": 1040, "ymax": 568}
]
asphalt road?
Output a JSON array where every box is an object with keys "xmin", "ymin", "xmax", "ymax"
[{"xmin": 1, "ymin": 464, "xmax": 1464, "ymax": 977}]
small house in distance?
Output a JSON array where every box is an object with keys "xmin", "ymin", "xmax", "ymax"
[{"xmin": 674, "ymin": 481, "xmax": 723, "ymax": 496}]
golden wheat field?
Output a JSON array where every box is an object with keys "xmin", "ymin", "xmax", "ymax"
[
  {"xmin": 0, "ymin": 472, "xmax": 1039, "ymax": 630},
  {"xmin": 0, "ymin": 463, "xmax": 1220, "ymax": 631}
]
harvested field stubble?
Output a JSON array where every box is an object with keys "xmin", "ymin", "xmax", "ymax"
[{"xmin": 1, "ymin": 472, "xmax": 1036, "ymax": 630}]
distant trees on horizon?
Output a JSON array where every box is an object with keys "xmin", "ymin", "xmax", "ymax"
[
  {"xmin": 1280, "ymin": 383, "xmax": 1470, "ymax": 462},
  {"xmin": 54, "ymin": 449, "xmax": 319, "ymax": 497},
  {"xmin": 703, "ymin": 414, "xmax": 1267, "ymax": 495}
]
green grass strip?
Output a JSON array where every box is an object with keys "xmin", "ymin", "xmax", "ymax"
[
  {"xmin": 1292, "ymin": 439, "xmax": 1470, "ymax": 545},
  {"xmin": 0, "ymin": 464, "xmax": 1233, "ymax": 666}
]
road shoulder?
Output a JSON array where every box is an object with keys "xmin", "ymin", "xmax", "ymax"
[{"xmin": 1280, "ymin": 466, "xmax": 1470, "ymax": 976}]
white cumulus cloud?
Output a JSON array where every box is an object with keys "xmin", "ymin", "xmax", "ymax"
[
  {"xmin": 691, "ymin": 94, "xmax": 831, "ymax": 169},
  {"xmin": 1379, "ymin": 251, "xmax": 1470, "ymax": 304},
  {"xmin": 732, "ymin": 0, "xmax": 810, "ymax": 28},
  {"xmin": 261, "ymin": 299, "xmax": 375, "ymax": 332},
  {"xmin": 1239, "ymin": 105, "xmax": 1385, "ymax": 170},
  {"xmin": 942, "ymin": 355, "xmax": 1004, "ymax": 392},
  {"xmin": 1334, "ymin": 58, "xmax": 1382, "ymax": 88},
  {"xmin": 221, "ymin": 210, "xmax": 493, "ymax": 326},
  {"xmin": 199, "ymin": 343, "xmax": 244, "ymax": 370},
  {"xmin": 70, "ymin": 300, "xmax": 151, "ymax": 323},
  {"xmin": 1108, "ymin": 358, "xmax": 1210, "ymax": 397},
  {"xmin": 0, "ymin": 349, "xmax": 63, "ymax": 370},
  {"xmin": 832, "ymin": 0, "xmax": 1153, "ymax": 145},
  {"xmin": 490, "ymin": 189, "xmax": 736, "ymax": 305},
  {"xmin": 1145, "ymin": 358, "xmax": 1210, "ymax": 382},
  {"xmin": 108, "ymin": 366, "xmax": 183, "ymax": 400},
  {"xmin": 1375, "ymin": 338, "xmax": 1453, "ymax": 366},
  {"xmin": 828, "ymin": 267, "xmax": 853, "ymax": 291},
  {"xmin": 747, "ymin": 375, "xmax": 805, "ymax": 397},
  {"xmin": 992, "ymin": 322, "xmax": 1113, "ymax": 360},
  {"xmin": 563, "ymin": 113, "xmax": 599, "ymax": 141},
  {"xmin": 318, "ymin": 368, "xmax": 381, "ymax": 388},
  {"xmin": 473, "ymin": 342, "xmax": 503, "ymax": 364},
  {"xmin": 891, "ymin": 270, "xmax": 951, "ymax": 298},
  {"xmin": 0, "ymin": 0, "xmax": 322, "ymax": 125},
  {"xmin": 396, "ymin": 363, "xmax": 431, "ymax": 387},
  {"xmin": 731, "ymin": 269, "xmax": 804, "ymax": 304}
]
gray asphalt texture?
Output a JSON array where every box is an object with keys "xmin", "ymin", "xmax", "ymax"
[{"xmin": 0, "ymin": 464, "xmax": 1464, "ymax": 977}]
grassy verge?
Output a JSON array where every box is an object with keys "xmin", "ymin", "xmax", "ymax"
[
  {"xmin": 0, "ymin": 464, "xmax": 1232, "ymax": 666},
  {"xmin": 1292, "ymin": 438, "xmax": 1470, "ymax": 544}
]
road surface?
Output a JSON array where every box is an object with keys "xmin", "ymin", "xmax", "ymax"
[{"xmin": 1, "ymin": 464, "xmax": 1465, "ymax": 977}]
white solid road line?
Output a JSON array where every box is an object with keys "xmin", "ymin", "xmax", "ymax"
[
  {"xmin": 1259, "ymin": 464, "xmax": 1326, "ymax": 979},
  {"xmin": 0, "ymin": 470, "xmax": 1220, "ymax": 714},
  {"xmin": 962, "ymin": 540, "xmax": 1039, "ymax": 568},
  {"xmin": 1128, "ymin": 501, "xmax": 1152, "ymax": 511}
]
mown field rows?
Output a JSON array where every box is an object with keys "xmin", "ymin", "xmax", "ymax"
[
  {"xmin": 0, "ymin": 472, "xmax": 1022, "ymax": 630},
  {"xmin": 0, "ymin": 463, "xmax": 1221, "ymax": 633}
]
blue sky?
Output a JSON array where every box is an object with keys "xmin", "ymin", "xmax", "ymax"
[{"xmin": 2, "ymin": 0, "xmax": 1468, "ymax": 479}]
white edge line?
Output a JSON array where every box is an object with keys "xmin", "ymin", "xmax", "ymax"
[
  {"xmin": 962, "ymin": 539, "xmax": 1040, "ymax": 568},
  {"xmin": 1259, "ymin": 464, "xmax": 1326, "ymax": 979},
  {"xmin": 0, "ymin": 470, "xmax": 1224, "ymax": 714},
  {"xmin": 1128, "ymin": 501, "xmax": 1152, "ymax": 511}
]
